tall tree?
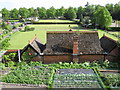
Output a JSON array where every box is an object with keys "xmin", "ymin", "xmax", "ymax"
[
  {"xmin": 67, "ymin": 7, "xmax": 77, "ymax": 20},
  {"xmin": 37, "ymin": 7, "xmax": 47, "ymax": 19},
  {"xmin": 2, "ymin": 8, "xmax": 10, "ymax": 20},
  {"xmin": 28, "ymin": 7, "xmax": 35, "ymax": 17},
  {"xmin": 19, "ymin": 8, "xmax": 29, "ymax": 18},
  {"xmin": 47, "ymin": 6, "xmax": 56, "ymax": 18},
  {"xmin": 10, "ymin": 8, "xmax": 19, "ymax": 19},
  {"xmin": 94, "ymin": 6, "xmax": 112, "ymax": 28},
  {"xmin": 59, "ymin": 6, "xmax": 65, "ymax": 17},
  {"xmin": 77, "ymin": 6, "xmax": 84, "ymax": 21}
]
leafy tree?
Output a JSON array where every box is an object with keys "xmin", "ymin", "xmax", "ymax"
[
  {"xmin": 47, "ymin": 6, "xmax": 56, "ymax": 18},
  {"xmin": 37, "ymin": 7, "xmax": 47, "ymax": 19},
  {"xmin": 93, "ymin": 6, "xmax": 112, "ymax": 29},
  {"xmin": 28, "ymin": 7, "xmax": 35, "ymax": 17},
  {"xmin": 77, "ymin": 6, "xmax": 84, "ymax": 22},
  {"xmin": 10, "ymin": 8, "xmax": 19, "ymax": 19},
  {"xmin": 2, "ymin": 8, "xmax": 10, "ymax": 20},
  {"xmin": 19, "ymin": 8, "xmax": 29, "ymax": 18},
  {"xmin": 112, "ymin": 4, "xmax": 120, "ymax": 20},
  {"xmin": 67, "ymin": 7, "xmax": 77, "ymax": 20},
  {"xmin": 59, "ymin": 6, "xmax": 65, "ymax": 17}
]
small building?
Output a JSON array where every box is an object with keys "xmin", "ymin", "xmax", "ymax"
[{"xmin": 16, "ymin": 31, "xmax": 109, "ymax": 63}]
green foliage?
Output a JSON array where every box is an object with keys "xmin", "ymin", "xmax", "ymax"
[
  {"xmin": 6, "ymin": 61, "xmax": 15, "ymax": 67},
  {"xmin": 94, "ymin": 6, "xmax": 112, "ymax": 28},
  {"xmin": 2, "ymin": 8, "xmax": 10, "ymax": 20},
  {"xmin": 67, "ymin": 7, "xmax": 77, "ymax": 20},
  {"xmin": 102, "ymin": 73, "xmax": 120, "ymax": 88},
  {"xmin": 24, "ymin": 26, "xmax": 35, "ymax": 31},
  {"xmin": 0, "ymin": 38, "xmax": 10, "ymax": 50},
  {"xmin": 0, "ymin": 62, "xmax": 5, "ymax": 70},
  {"xmin": 2, "ymin": 65, "xmax": 54, "ymax": 87},
  {"xmin": 19, "ymin": 8, "xmax": 29, "ymax": 18},
  {"xmin": 10, "ymin": 8, "xmax": 19, "ymax": 19},
  {"xmin": 47, "ymin": 6, "xmax": 56, "ymax": 18},
  {"xmin": 37, "ymin": 7, "xmax": 47, "ymax": 19},
  {"xmin": 13, "ymin": 23, "xmax": 22, "ymax": 29}
]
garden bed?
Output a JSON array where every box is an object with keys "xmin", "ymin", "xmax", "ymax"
[
  {"xmin": 1, "ymin": 66, "xmax": 54, "ymax": 87},
  {"xmin": 53, "ymin": 69, "xmax": 102, "ymax": 88},
  {"xmin": 100, "ymin": 70, "xmax": 120, "ymax": 88}
]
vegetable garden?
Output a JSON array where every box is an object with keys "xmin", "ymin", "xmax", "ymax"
[{"xmin": 53, "ymin": 69, "xmax": 102, "ymax": 88}]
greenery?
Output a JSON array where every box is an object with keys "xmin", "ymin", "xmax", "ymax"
[
  {"xmin": 0, "ymin": 38, "xmax": 10, "ymax": 50},
  {"xmin": 2, "ymin": 65, "xmax": 55, "ymax": 87},
  {"xmin": 1, "ymin": 60, "xmax": 120, "ymax": 88},
  {"xmin": 24, "ymin": 26, "xmax": 35, "ymax": 31},
  {"xmin": 1, "ymin": 3, "xmax": 120, "ymax": 26},
  {"xmin": 8, "ymin": 24, "xmax": 79, "ymax": 49},
  {"xmin": 93, "ymin": 6, "xmax": 112, "ymax": 29},
  {"xmin": 101, "ymin": 73, "xmax": 120, "ymax": 88}
]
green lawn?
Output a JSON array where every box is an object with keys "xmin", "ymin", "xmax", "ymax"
[
  {"xmin": 38, "ymin": 19, "xmax": 74, "ymax": 23},
  {"xmin": 9, "ymin": 24, "xmax": 80, "ymax": 49},
  {"xmin": 29, "ymin": 24, "xmax": 80, "ymax": 30},
  {"xmin": 98, "ymin": 30, "xmax": 119, "ymax": 41},
  {"xmin": 8, "ymin": 25, "xmax": 119, "ymax": 49}
]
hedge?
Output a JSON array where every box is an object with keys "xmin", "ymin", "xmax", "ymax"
[{"xmin": 107, "ymin": 27, "xmax": 120, "ymax": 31}]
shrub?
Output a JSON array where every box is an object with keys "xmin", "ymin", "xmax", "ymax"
[
  {"xmin": 6, "ymin": 61, "xmax": 15, "ymax": 67},
  {"xmin": 24, "ymin": 26, "xmax": 34, "ymax": 31}
]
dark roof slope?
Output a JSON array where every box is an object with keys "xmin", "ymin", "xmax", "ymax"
[
  {"xmin": 43, "ymin": 31, "xmax": 104, "ymax": 54},
  {"xmin": 100, "ymin": 35, "xmax": 117, "ymax": 53},
  {"xmin": 21, "ymin": 36, "xmax": 46, "ymax": 55}
]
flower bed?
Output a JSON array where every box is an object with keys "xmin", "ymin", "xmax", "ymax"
[{"xmin": 53, "ymin": 69, "xmax": 102, "ymax": 88}]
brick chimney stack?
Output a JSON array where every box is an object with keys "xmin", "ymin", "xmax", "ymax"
[{"xmin": 73, "ymin": 36, "xmax": 79, "ymax": 63}]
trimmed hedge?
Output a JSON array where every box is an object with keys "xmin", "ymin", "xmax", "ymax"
[{"xmin": 107, "ymin": 27, "xmax": 120, "ymax": 31}]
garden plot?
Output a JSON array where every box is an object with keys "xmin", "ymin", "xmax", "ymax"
[
  {"xmin": 101, "ymin": 72, "xmax": 120, "ymax": 88},
  {"xmin": 2, "ymin": 66, "xmax": 54, "ymax": 86},
  {"xmin": 53, "ymin": 69, "xmax": 102, "ymax": 88}
]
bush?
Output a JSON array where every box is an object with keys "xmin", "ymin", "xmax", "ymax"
[
  {"xmin": 6, "ymin": 61, "xmax": 15, "ymax": 67},
  {"xmin": 24, "ymin": 26, "xmax": 35, "ymax": 31}
]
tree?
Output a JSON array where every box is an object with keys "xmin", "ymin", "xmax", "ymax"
[
  {"xmin": 37, "ymin": 7, "xmax": 47, "ymax": 19},
  {"xmin": 77, "ymin": 6, "xmax": 84, "ymax": 22},
  {"xmin": 10, "ymin": 8, "xmax": 19, "ymax": 19},
  {"xmin": 94, "ymin": 6, "xmax": 112, "ymax": 29},
  {"xmin": 2, "ymin": 8, "xmax": 10, "ymax": 20},
  {"xmin": 28, "ymin": 7, "xmax": 35, "ymax": 17},
  {"xmin": 19, "ymin": 8, "xmax": 29, "ymax": 18},
  {"xmin": 47, "ymin": 6, "xmax": 56, "ymax": 18},
  {"xmin": 67, "ymin": 7, "xmax": 77, "ymax": 20},
  {"xmin": 59, "ymin": 6, "xmax": 65, "ymax": 17}
]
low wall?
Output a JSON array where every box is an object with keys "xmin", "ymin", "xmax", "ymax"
[{"xmin": 43, "ymin": 55, "xmax": 72, "ymax": 64}]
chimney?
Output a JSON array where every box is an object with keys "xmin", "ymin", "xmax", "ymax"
[{"xmin": 73, "ymin": 36, "xmax": 79, "ymax": 63}]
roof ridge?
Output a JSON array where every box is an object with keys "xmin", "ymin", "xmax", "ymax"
[
  {"xmin": 29, "ymin": 35, "xmax": 37, "ymax": 44},
  {"xmin": 47, "ymin": 31, "xmax": 98, "ymax": 34},
  {"xmin": 103, "ymin": 35, "xmax": 117, "ymax": 42}
]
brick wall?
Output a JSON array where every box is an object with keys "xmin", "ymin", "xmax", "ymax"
[
  {"xmin": 78, "ymin": 55, "xmax": 104, "ymax": 62},
  {"xmin": 43, "ymin": 55, "xmax": 72, "ymax": 64}
]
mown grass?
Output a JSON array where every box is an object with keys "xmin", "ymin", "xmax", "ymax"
[
  {"xmin": 97, "ymin": 30, "xmax": 119, "ymax": 41},
  {"xmin": 38, "ymin": 19, "xmax": 74, "ymax": 23},
  {"xmin": 8, "ymin": 25, "xmax": 119, "ymax": 49},
  {"xmin": 8, "ymin": 24, "xmax": 80, "ymax": 49}
]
